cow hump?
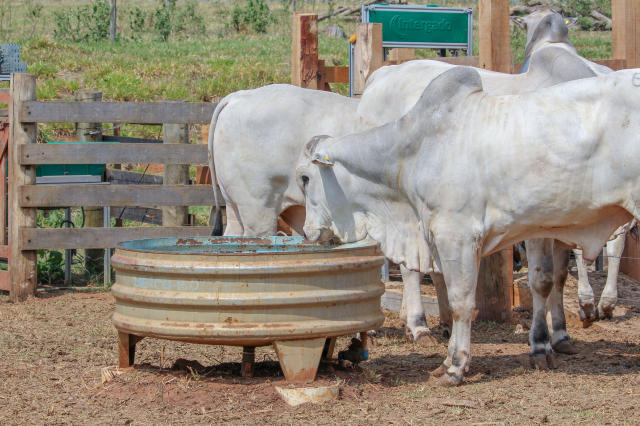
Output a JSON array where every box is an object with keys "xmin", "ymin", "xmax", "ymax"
[{"xmin": 413, "ymin": 66, "xmax": 483, "ymax": 114}]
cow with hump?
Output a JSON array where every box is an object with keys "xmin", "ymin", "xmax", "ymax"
[
  {"xmin": 297, "ymin": 66, "xmax": 640, "ymax": 386},
  {"xmin": 356, "ymin": 7, "xmax": 627, "ymax": 351}
]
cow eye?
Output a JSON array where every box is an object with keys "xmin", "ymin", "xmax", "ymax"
[{"xmin": 301, "ymin": 175, "xmax": 309, "ymax": 187}]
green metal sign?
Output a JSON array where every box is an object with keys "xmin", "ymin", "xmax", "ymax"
[{"xmin": 362, "ymin": 5, "xmax": 473, "ymax": 51}]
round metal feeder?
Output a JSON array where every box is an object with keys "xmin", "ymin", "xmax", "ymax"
[{"xmin": 111, "ymin": 236, "xmax": 385, "ymax": 382}]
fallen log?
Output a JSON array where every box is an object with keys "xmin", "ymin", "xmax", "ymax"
[{"xmin": 591, "ymin": 10, "xmax": 612, "ymax": 30}]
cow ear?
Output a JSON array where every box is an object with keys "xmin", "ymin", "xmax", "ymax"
[
  {"xmin": 510, "ymin": 15, "xmax": 526, "ymax": 29},
  {"xmin": 305, "ymin": 135, "xmax": 331, "ymax": 158},
  {"xmin": 564, "ymin": 17, "xmax": 578, "ymax": 27},
  {"xmin": 312, "ymin": 152, "xmax": 335, "ymax": 167}
]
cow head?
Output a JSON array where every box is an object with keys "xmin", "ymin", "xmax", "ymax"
[
  {"xmin": 296, "ymin": 135, "xmax": 365, "ymax": 244},
  {"xmin": 511, "ymin": 8, "xmax": 577, "ymax": 58}
]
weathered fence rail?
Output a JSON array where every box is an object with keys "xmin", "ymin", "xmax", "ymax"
[
  {"xmin": 20, "ymin": 226, "xmax": 213, "ymax": 250},
  {"xmin": 21, "ymin": 101, "xmax": 216, "ymax": 124},
  {"xmin": 20, "ymin": 143, "xmax": 208, "ymax": 165},
  {"xmin": 19, "ymin": 184, "xmax": 218, "ymax": 207}
]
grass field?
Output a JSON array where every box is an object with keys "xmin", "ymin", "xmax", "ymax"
[{"xmin": 2, "ymin": 1, "xmax": 613, "ymax": 101}]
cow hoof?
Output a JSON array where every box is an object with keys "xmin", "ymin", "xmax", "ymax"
[
  {"xmin": 437, "ymin": 372, "xmax": 463, "ymax": 387},
  {"xmin": 552, "ymin": 340, "xmax": 579, "ymax": 355},
  {"xmin": 530, "ymin": 353, "xmax": 558, "ymax": 370},
  {"xmin": 440, "ymin": 323, "xmax": 451, "ymax": 339},
  {"xmin": 414, "ymin": 328, "xmax": 438, "ymax": 346},
  {"xmin": 578, "ymin": 302, "xmax": 597, "ymax": 327},
  {"xmin": 430, "ymin": 364, "xmax": 447, "ymax": 378},
  {"xmin": 598, "ymin": 300, "xmax": 616, "ymax": 320}
]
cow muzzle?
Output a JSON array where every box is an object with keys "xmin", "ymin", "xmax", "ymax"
[{"xmin": 303, "ymin": 226, "xmax": 333, "ymax": 243}]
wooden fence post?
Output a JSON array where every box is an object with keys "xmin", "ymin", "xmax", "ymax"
[
  {"xmin": 163, "ymin": 113, "xmax": 189, "ymax": 227},
  {"xmin": 353, "ymin": 23, "xmax": 383, "ymax": 97},
  {"xmin": 478, "ymin": 0, "xmax": 512, "ymax": 73},
  {"xmin": 292, "ymin": 12, "xmax": 319, "ymax": 89},
  {"xmin": 613, "ymin": 0, "xmax": 640, "ymax": 68},
  {"xmin": 110, "ymin": 0, "xmax": 117, "ymax": 43},
  {"xmin": 9, "ymin": 74, "xmax": 37, "ymax": 301},
  {"xmin": 76, "ymin": 90, "xmax": 104, "ymax": 274},
  {"xmin": 475, "ymin": 0, "xmax": 513, "ymax": 321}
]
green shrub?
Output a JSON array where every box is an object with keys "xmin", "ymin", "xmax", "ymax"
[
  {"xmin": 128, "ymin": 6, "xmax": 148, "ymax": 39},
  {"xmin": 230, "ymin": 0, "xmax": 273, "ymax": 34},
  {"xmin": 25, "ymin": 0, "xmax": 43, "ymax": 38},
  {"xmin": 578, "ymin": 16, "xmax": 594, "ymax": 31},
  {"xmin": 153, "ymin": 0, "xmax": 175, "ymax": 42},
  {"xmin": 174, "ymin": 0, "xmax": 206, "ymax": 38},
  {"xmin": 53, "ymin": 0, "xmax": 110, "ymax": 42}
]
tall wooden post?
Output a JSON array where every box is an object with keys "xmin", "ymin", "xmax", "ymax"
[
  {"xmin": 76, "ymin": 90, "xmax": 104, "ymax": 274},
  {"xmin": 613, "ymin": 0, "xmax": 640, "ymax": 68},
  {"xmin": 9, "ymin": 74, "xmax": 37, "ymax": 301},
  {"xmin": 162, "ymin": 112, "xmax": 189, "ymax": 227},
  {"xmin": 353, "ymin": 23, "xmax": 383, "ymax": 97},
  {"xmin": 291, "ymin": 13, "xmax": 318, "ymax": 89},
  {"xmin": 475, "ymin": 0, "xmax": 513, "ymax": 321},
  {"xmin": 478, "ymin": 0, "xmax": 512, "ymax": 73},
  {"xmin": 110, "ymin": 0, "xmax": 117, "ymax": 43}
]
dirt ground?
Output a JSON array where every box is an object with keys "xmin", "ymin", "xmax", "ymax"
[{"xmin": 1, "ymin": 270, "xmax": 639, "ymax": 425}]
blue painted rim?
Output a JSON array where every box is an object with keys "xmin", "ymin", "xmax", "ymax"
[{"xmin": 116, "ymin": 236, "xmax": 378, "ymax": 255}]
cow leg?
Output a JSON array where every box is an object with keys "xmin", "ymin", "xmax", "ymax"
[
  {"xmin": 430, "ymin": 237, "xmax": 479, "ymax": 386},
  {"xmin": 525, "ymin": 239, "xmax": 556, "ymax": 369},
  {"xmin": 223, "ymin": 202, "xmax": 244, "ymax": 236},
  {"xmin": 431, "ymin": 271, "xmax": 452, "ymax": 337},
  {"xmin": 399, "ymin": 279, "xmax": 408, "ymax": 324},
  {"xmin": 573, "ymin": 248, "xmax": 597, "ymax": 325},
  {"xmin": 238, "ymin": 205, "xmax": 279, "ymax": 236},
  {"xmin": 548, "ymin": 246, "xmax": 578, "ymax": 354},
  {"xmin": 599, "ymin": 234, "xmax": 623, "ymax": 319},
  {"xmin": 400, "ymin": 265, "xmax": 436, "ymax": 345}
]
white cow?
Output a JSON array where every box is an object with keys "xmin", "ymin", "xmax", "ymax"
[
  {"xmin": 358, "ymin": 9, "xmax": 625, "ymax": 355},
  {"xmin": 298, "ymin": 67, "xmax": 640, "ymax": 385},
  {"xmin": 512, "ymin": 8, "xmax": 633, "ymax": 324},
  {"xmin": 207, "ymin": 84, "xmax": 372, "ymax": 237}
]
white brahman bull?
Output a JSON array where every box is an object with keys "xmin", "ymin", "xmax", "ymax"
[
  {"xmin": 208, "ymin": 84, "xmax": 372, "ymax": 237},
  {"xmin": 512, "ymin": 7, "xmax": 633, "ymax": 324},
  {"xmin": 298, "ymin": 67, "xmax": 640, "ymax": 385},
  {"xmin": 357, "ymin": 8, "xmax": 626, "ymax": 355}
]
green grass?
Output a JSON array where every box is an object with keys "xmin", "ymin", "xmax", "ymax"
[{"xmin": 1, "ymin": 1, "xmax": 613, "ymax": 106}]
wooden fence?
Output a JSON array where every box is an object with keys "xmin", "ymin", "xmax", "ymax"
[{"xmin": 7, "ymin": 74, "xmax": 220, "ymax": 301}]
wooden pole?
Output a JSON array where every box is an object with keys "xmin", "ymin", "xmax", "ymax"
[
  {"xmin": 75, "ymin": 90, "xmax": 104, "ymax": 274},
  {"xmin": 110, "ymin": 0, "xmax": 117, "ymax": 43},
  {"xmin": 162, "ymin": 110, "xmax": 189, "ymax": 227},
  {"xmin": 478, "ymin": 0, "xmax": 512, "ymax": 73},
  {"xmin": 8, "ymin": 74, "xmax": 37, "ymax": 301},
  {"xmin": 291, "ymin": 12, "xmax": 318, "ymax": 89},
  {"xmin": 613, "ymin": 0, "xmax": 640, "ymax": 68},
  {"xmin": 475, "ymin": 249, "xmax": 513, "ymax": 322},
  {"xmin": 473, "ymin": 0, "xmax": 513, "ymax": 321},
  {"xmin": 353, "ymin": 23, "xmax": 383, "ymax": 97}
]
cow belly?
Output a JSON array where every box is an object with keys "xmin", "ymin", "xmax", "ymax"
[{"xmin": 480, "ymin": 206, "xmax": 633, "ymax": 260}]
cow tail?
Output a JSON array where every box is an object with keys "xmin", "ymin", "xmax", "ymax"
[{"xmin": 208, "ymin": 97, "xmax": 230, "ymax": 236}]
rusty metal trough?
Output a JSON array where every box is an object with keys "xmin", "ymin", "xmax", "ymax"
[{"xmin": 111, "ymin": 236, "xmax": 385, "ymax": 382}]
